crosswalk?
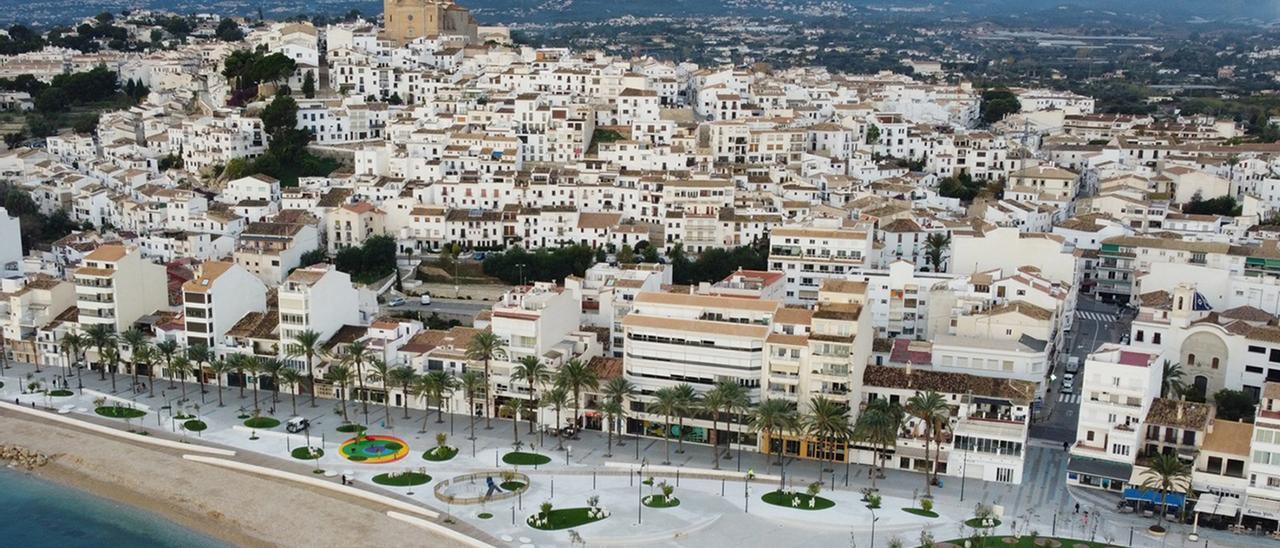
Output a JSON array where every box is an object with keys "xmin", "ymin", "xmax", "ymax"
[
  {"xmin": 1058, "ymin": 393, "xmax": 1081, "ymax": 404},
  {"xmin": 1076, "ymin": 311, "xmax": 1117, "ymax": 322}
]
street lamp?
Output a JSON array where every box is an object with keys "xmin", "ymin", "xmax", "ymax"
[
  {"xmin": 636, "ymin": 469, "xmax": 643, "ymax": 525},
  {"xmin": 869, "ymin": 507, "xmax": 880, "ymax": 548},
  {"xmin": 566, "ymin": 445, "xmax": 572, "ymax": 465}
]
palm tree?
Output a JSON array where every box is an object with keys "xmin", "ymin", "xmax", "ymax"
[
  {"xmin": 501, "ymin": 398, "xmax": 524, "ymax": 445},
  {"xmin": 855, "ymin": 398, "xmax": 903, "ymax": 488},
  {"xmin": 650, "ymin": 387, "xmax": 682, "ymax": 465},
  {"xmin": 511, "ymin": 355, "xmax": 552, "ymax": 433},
  {"xmin": 601, "ymin": 398, "xmax": 624, "ymax": 458},
  {"xmin": 465, "ymin": 330, "xmax": 505, "ymax": 429},
  {"xmin": 155, "ymin": 339, "xmax": 179, "ymax": 389},
  {"xmin": 751, "ymin": 398, "xmax": 798, "ymax": 483},
  {"xmin": 228, "ymin": 353, "xmax": 249, "ymax": 399},
  {"xmin": 906, "ymin": 391, "xmax": 950, "ymax": 496},
  {"xmin": 187, "ymin": 344, "xmax": 212, "ymax": 398},
  {"xmin": 120, "ymin": 327, "xmax": 147, "ymax": 388},
  {"xmin": 1160, "ymin": 360, "xmax": 1187, "ymax": 399},
  {"xmin": 83, "ymin": 324, "xmax": 114, "ymax": 382},
  {"xmin": 1140, "ymin": 453, "xmax": 1191, "ymax": 530},
  {"xmin": 338, "ymin": 340, "xmax": 373, "ymax": 422},
  {"xmin": 243, "ymin": 356, "xmax": 263, "ymax": 414},
  {"xmin": 427, "ymin": 371, "xmax": 456, "ymax": 423},
  {"xmin": 366, "ymin": 357, "xmax": 393, "ymax": 427},
  {"xmin": 542, "ymin": 386, "xmax": 571, "ymax": 451},
  {"xmin": 924, "ymin": 232, "xmax": 951, "ymax": 272},
  {"xmin": 171, "ymin": 355, "xmax": 192, "ymax": 401},
  {"xmin": 387, "ymin": 366, "xmax": 419, "ymax": 419},
  {"xmin": 671, "ymin": 383, "xmax": 699, "ymax": 454},
  {"xmin": 286, "ymin": 329, "xmax": 324, "ymax": 407},
  {"xmin": 258, "ymin": 357, "xmax": 286, "ymax": 412},
  {"xmin": 325, "ymin": 363, "xmax": 355, "ymax": 423},
  {"xmin": 602, "ymin": 377, "xmax": 635, "ymax": 447},
  {"xmin": 101, "ymin": 342, "xmax": 121, "ymax": 392},
  {"xmin": 59, "ymin": 331, "xmax": 84, "ymax": 380},
  {"xmin": 277, "ymin": 367, "xmax": 303, "ymax": 416},
  {"xmin": 208, "ymin": 358, "xmax": 233, "ymax": 407},
  {"xmin": 555, "ymin": 358, "xmax": 598, "ymax": 436},
  {"xmin": 459, "ymin": 370, "xmax": 485, "ymax": 439},
  {"xmin": 804, "ymin": 396, "xmax": 852, "ymax": 486}
]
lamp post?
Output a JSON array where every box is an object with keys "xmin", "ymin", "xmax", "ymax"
[
  {"xmin": 566, "ymin": 445, "xmax": 572, "ymax": 466},
  {"xmin": 636, "ymin": 469, "xmax": 643, "ymax": 525},
  {"xmin": 869, "ymin": 507, "xmax": 879, "ymax": 548},
  {"xmin": 744, "ymin": 470, "xmax": 753, "ymax": 513},
  {"xmin": 959, "ymin": 447, "xmax": 968, "ymax": 501}
]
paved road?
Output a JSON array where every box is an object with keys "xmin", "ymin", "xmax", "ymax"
[
  {"xmin": 382, "ymin": 298, "xmax": 491, "ymax": 320},
  {"xmin": 1031, "ymin": 294, "xmax": 1131, "ymax": 443}
]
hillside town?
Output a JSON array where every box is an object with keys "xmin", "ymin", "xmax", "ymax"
[{"xmin": 3, "ymin": 2, "xmax": 1280, "ymax": 547}]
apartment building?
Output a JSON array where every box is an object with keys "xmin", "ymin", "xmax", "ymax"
[
  {"xmin": 769, "ymin": 222, "xmax": 876, "ymax": 303},
  {"xmin": 0, "ymin": 275, "xmax": 74, "ymax": 366},
  {"xmin": 234, "ymin": 221, "xmax": 321, "ymax": 285},
  {"xmin": 73, "ymin": 244, "xmax": 168, "ymax": 332},
  {"xmin": 328, "ymin": 201, "xmax": 387, "ymax": 253},
  {"xmin": 1067, "ymin": 344, "xmax": 1163, "ymax": 492},
  {"xmin": 182, "ymin": 261, "xmax": 268, "ymax": 349},
  {"xmin": 277, "ymin": 264, "xmax": 361, "ymax": 343},
  {"xmin": 564, "ymin": 262, "xmax": 670, "ymax": 356}
]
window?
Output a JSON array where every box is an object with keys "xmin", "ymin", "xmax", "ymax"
[
  {"xmin": 1111, "ymin": 444, "xmax": 1130, "ymax": 457},
  {"xmin": 1153, "ymin": 333, "xmax": 1161, "ymax": 344},
  {"xmin": 1188, "ymin": 353, "xmax": 1196, "ymax": 366},
  {"xmin": 996, "ymin": 467, "xmax": 1014, "ymax": 483},
  {"xmin": 1135, "ymin": 330, "xmax": 1144, "ymax": 342},
  {"xmin": 1212, "ymin": 357, "xmax": 1220, "ymax": 370},
  {"xmin": 1249, "ymin": 345, "xmax": 1266, "ymax": 354},
  {"xmin": 1086, "ymin": 431, "xmax": 1095, "ymax": 442}
]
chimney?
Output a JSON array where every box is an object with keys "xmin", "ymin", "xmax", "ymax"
[{"xmin": 1176, "ymin": 402, "xmax": 1184, "ymax": 421}]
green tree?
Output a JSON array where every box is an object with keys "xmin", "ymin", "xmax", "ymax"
[
  {"xmin": 1160, "ymin": 361, "xmax": 1187, "ymax": 399},
  {"xmin": 387, "ymin": 366, "xmax": 419, "ymax": 419},
  {"xmin": 751, "ymin": 398, "xmax": 798, "ymax": 485},
  {"xmin": 906, "ymin": 391, "xmax": 951, "ymax": 496},
  {"xmin": 324, "ymin": 363, "xmax": 355, "ymax": 423},
  {"xmin": 208, "ymin": 358, "xmax": 234, "ymax": 407},
  {"xmin": 803, "ymin": 396, "xmax": 851, "ymax": 487},
  {"xmin": 301, "ymin": 70, "xmax": 315, "ymax": 98},
  {"xmin": 260, "ymin": 93, "xmax": 298, "ymax": 135},
  {"xmin": 215, "ymin": 18, "xmax": 245, "ymax": 42},
  {"xmin": 979, "ymin": 89, "xmax": 1021, "ymax": 125},
  {"xmin": 854, "ymin": 398, "xmax": 902, "ymax": 489},
  {"xmin": 924, "ymin": 233, "xmax": 951, "ymax": 272},
  {"xmin": 1213, "ymin": 388, "xmax": 1256, "ymax": 421},
  {"xmin": 1140, "ymin": 453, "xmax": 1191, "ymax": 530},
  {"xmin": 511, "ymin": 355, "xmax": 552, "ymax": 433},
  {"xmin": 650, "ymin": 386, "xmax": 681, "ymax": 465},
  {"xmin": 459, "ymin": 370, "xmax": 485, "ymax": 439},
  {"xmin": 285, "ymin": 329, "xmax": 323, "ymax": 407},
  {"xmin": 465, "ymin": 330, "xmax": 505, "ymax": 429},
  {"xmin": 555, "ymin": 358, "xmax": 598, "ymax": 436},
  {"xmin": 542, "ymin": 385, "xmax": 571, "ymax": 450},
  {"xmin": 366, "ymin": 356, "xmax": 393, "ymax": 427},
  {"xmin": 702, "ymin": 380, "xmax": 748, "ymax": 470}
]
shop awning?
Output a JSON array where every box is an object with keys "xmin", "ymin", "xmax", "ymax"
[
  {"xmin": 1067, "ymin": 456, "xmax": 1132, "ymax": 481},
  {"xmin": 1124, "ymin": 487, "xmax": 1185, "ymax": 509},
  {"xmin": 1243, "ymin": 496, "xmax": 1280, "ymax": 520},
  {"xmin": 1195, "ymin": 494, "xmax": 1241, "ymax": 517}
]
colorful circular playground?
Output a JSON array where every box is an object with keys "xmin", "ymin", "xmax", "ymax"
[{"xmin": 339, "ymin": 435, "xmax": 409, "ymax": 463}]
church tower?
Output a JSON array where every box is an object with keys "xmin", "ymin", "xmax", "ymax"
[{"xmin": 383, "ymin": 0, "xmax": 477, "ymax": 46}]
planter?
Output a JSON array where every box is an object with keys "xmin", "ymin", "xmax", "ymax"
[{"xmin": 1148, "ymin": 525, "xmax": 1166, "ymax": 537}]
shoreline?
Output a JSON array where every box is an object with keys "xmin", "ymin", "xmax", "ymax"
[{"xmin": 0, "ymin": 410, "xmax": 467, "ymax": 547}]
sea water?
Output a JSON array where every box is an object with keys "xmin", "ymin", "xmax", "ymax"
[{"xmin": 0, "ymin": 467, "xmax": 229, "ymax": 547}]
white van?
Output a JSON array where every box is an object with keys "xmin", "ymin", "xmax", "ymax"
[{"xmin": 1065, "ymin": 356, "xmax": 1081, "ymax": 374}]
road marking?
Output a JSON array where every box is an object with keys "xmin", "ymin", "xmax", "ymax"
[
  {"xmin": 1057, "ymin": 393, "xmax": 1080, "ymax": 404},
  {"xmin": 1075, "ymin": 311, "xmax": 1117, "ymax": 322}
]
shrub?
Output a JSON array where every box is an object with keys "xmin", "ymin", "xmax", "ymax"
[{"xmin": 921, "ymin": 498, "xmax": 934, "ymax": 513}]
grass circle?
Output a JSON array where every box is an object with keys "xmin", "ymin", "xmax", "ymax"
[
  {"xmin": 244, "ymin": 417, "xmax": 281, "ymax": 428},
  {"xmin": 502, "ymin": 451, "xmax": 552, "ymax": 466},
  {"xmin": 500, "ymin": 481, "xmax": 527, "ymax": 491},
  {"xmin": 422, "ymin": 446, "xmax": 458, "ymax": 462},
  {"xmin": 966, "ymin": 517, "xmax": 1002, "ymax": 528},
  {"xmin": 372, "ymin": 471, "xmax": 432, "ymax": 486},
  {"xmin": 95, "ymin": 406, "xmax": 146, "ymax": 419},
  {"xmin": 761, "ymin": 490, "xmax": 836, "ymax": 510},
  {"xmin": 183, "ymin": 420, "xmax": 208, "ymax": 432},
  {"xmin": 526, "ymin": 507, "xmax": 607, "ymax": 530},
  {"xmin": 336, "ymin": 423, "xmax": 366, "ymax": 433},
  {"xmin": 49, "ymin": 389, "xmax": 73, "ymax": 397},
  {"xmin": 643, "ymin": 495, "xmax": 681, "ymax": 508},
  {"xmin": 477, "ymin": 512, "xmax": 493, "ymax": 519},
  {"xmin": 902, "ymin": 507, "xmax": 940, "ymax": 518},
  {"xmin": 292, "ymin": 446, "xmax": 324, "ymax": 459}
]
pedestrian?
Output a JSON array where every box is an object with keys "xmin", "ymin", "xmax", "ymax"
[
  {"xmin": 1063, "ymin": 441, "xmax": 1069, "ymax": 451},
  {"xmin": 1075, "ymin": 503, "xmax": 1079, "ymax": 514},
  {"xmin": 340, "ymin": 474, "xmax": 346, "ymax": 485}
]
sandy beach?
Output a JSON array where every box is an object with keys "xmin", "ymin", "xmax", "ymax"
[{"xmin": 0, "ymin": 410, "xmax": 472, "ymax": 547}]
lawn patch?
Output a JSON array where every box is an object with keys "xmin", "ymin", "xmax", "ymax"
[
  {"xmin": 502, "ymin": 451, "xmax": 551, "ymax": 466},
  {"xmin": 244, "ymin": 416, "xmax": 280, "ymax": 428},
  {"xmin": 95, "ymin": 406, "xmax": 146, "ymax": 419},
  {"xmin": 902, "ymin": 507, "xmax": 939, "ymax": 518},
  {"xmin": 422, "ymin": 446, "xmax": 458, "ymax": 462},
  {"xmin": 500, "ymin": 481, "xmax": 526, "ymax": 491},
  {"xmin": 291, "ymin": 446, "xmax": 324, "ymax": 460},
  {"xmin": 761, "ymin": 490, "xmax": 835, "ymax": 510},
  {"xmin": 372, "ymin": 471, "xmax": 431, "ymax": 486},
  {"xmin": 643, "ymin": 495, "xmax": 680, "ymax": 508},
  {"xmin": 526, "ymin": 507, "xmax": 608, "ymax": 530},
  {"xmin": 477, "ymin": 512, "xmax": 493, "ymax": 519},
  {"xmin": 336, "ymin": 423, "xmax": 367, "ymax": 433},
  {"xmin": 49, "ymin": 389, "xmax": 73, "ymax": 397},
  {"xmin": 965, "ymin": 517, "xmax": 1002, "ymax": 528},
  {"xmin": 936, "ymin": 537, "xmax": 1114, "ymax": 548},
  {"xmin": 183, "ymin": 420, "xmax": 208, "ymax": 432}
]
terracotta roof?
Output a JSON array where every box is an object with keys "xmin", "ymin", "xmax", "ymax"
[
  {"xmin": 85, "ymin": 244, "xmax": 128, "ymax": 262},
  {"xmin": 1201, "ymin": 419, "xmax": 1253, "ymax": 457},
  {"xmin": 323, "ymin": 325, "xmax": 369, "ymax": 351},
  {"xmin": 863, "ymin": 365, "xmax": 1036, "ymax": 403},
  {"xmin": 225, "ymin": 311, "xmax": 278, "ymax": 340},
  {"xmin": 1144, "ymin": 398, "xmax": 1213, "ymax": 430},
  {"xmin": 774, "ymin": 307, "xmax": 813, "ymax": 326},
  {"xmin": 1220, "ymin": 305, "xmax": 1272, "ymax": 323},
  {"xmin": 586, "ymin": 356, "xmax": 623, "ymax": 381},
  {"xmin": 182, "ymin": 261, "xmax": 235, "ymax": 293}
]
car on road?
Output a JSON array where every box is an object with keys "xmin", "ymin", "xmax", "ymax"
[
  {"xmin": 420, "ymin": 294, "xmax": 432, "ymax": 305},
  {"xmin": 1065, "ymin": 356, "xmax": 1080, "ymax": 374},
  {"xmin": 1062, "ymin": 374, "xmax": 1075, "ymax": 394},
  {"xmin": 387, "ymin": 296, "xmax": 406, "ymax": 307},
  {"xmin": 286, "ymin": 417, "xmax": 310, "ymax": 433}
]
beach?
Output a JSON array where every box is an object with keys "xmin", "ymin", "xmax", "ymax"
[{"xmin": 0, "ymin": 410, "xmax": 469, "ymax": 547}]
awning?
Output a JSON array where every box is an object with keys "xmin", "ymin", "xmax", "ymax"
[
  {"xmin": 1124, "ymin": 487, "xmax": 1185, "ymax": 509},
  {"xmin": 1195, "ymin": 494, "xmax": 1241, "ymax": 517},
  {"xmin": 1067, "ymin": 457, "xmax": 1132, "ymax": 481},
  {"xmin": 1243, "ymin": 496, "xmax": 1280, "ymax": 520}
]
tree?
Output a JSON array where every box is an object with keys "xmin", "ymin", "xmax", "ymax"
[
  {"xmin": 73, "ymin": 114, "xmax": 98, "ymax": 135},
  {"xmin": 277, "ymin": 367, "xmax": 303, "ymax": 415},
  {"xmin": 101, "ymin": 343, "xmax": 120, "ymax": 392},
  {"xmin": 120, "ymin": 327, "xmax": 147, "ymax": 388},
  {"xmin": 83, "ymin": 324, "xmax": 115, "ymax": 382},
  {"xmin": 803, "ymin": 396, "xmax": 851, "ymax": 487},
  {"xmin": 703, "ymin": 380, "xmax": 748, "ymax": 469},
  {"xmin": 215, "ymin": 18, "xmax": 245, "ymax": 42},
  {"xmin": 1213, "ymin": 388, "xmax": 1256, "ymax": 422},
  {"xmin": 243, "ymin": 356, "xmax": 263, "ymax": 414},
  {"xmin": 1160, "ymin": 361, "xmax": 1186, "ymax": 399},
  {"xmin": 337, "ymin": 340, "xmax": 373, "ymax": 423},
  {"xmin": 501, "ymin": 398, "xmax": 524, "ymax": 445},
  {"xmin": 601, "ymin": 398, "xmax": 624, "ymax": 458},
  {"xmin": 208, "ymin": 358, "xmax": 233, "ymax": 407},
  {"xmin": 59, "ymin": 331, "xmax": 84, "ymax": 380},
  {"xmin": 260, "ymin": 93, "xmax": 298, "ymax": 135},
  {"xmin": 542, "ymin": 386, "xmax": 571, "ymax": 450},
  {"xmin": 459, "ymin": 370, "xmax": 485, "ymax": 439},
  {"xmin": 854, "ymin": 399, "xmax": 901, "ymax": 489},
  {"xmin": 34, "ymin": 87, "xmax": 69, "ymax": 113},
  {"xmin": 366, "ymin": 357, "xmax": 393, "ymax": 427},
  {"xmin": 650, "ymin": 386, "xmax": 681, "ymax": 465},
  {"xmin": 388, "ymin": 366, "xmax": 419, "ymax": 419},
  {"xmin": 1140, "ymin": 453, "xmax": 1190, "ymax": 530},
  {"xmin": 751, "ymin": 398, "xmax": 798, "ymax": 486},
  {"xmin": 286, "ymin": 329, "xmax": 323, "ymax": 407},
  {"xmin": 171, "ymin": 355, "xmax": 192, "ymax": 401},
  {"xmin": 617, "ymin": 244, "xmax": 635, "ymax": 264},
  {"xmin": 421, "ymin": 370, "xmax": 455, "ymax": 425},
  {"xmin": 555, "ymin": 358, "xmax": 598, "ymax": 436},
  {"xmin": 924, "ymin": 233, "xmax": 951, "ymax": 272},
  {"xmin": 258, "ymin": 357, "xmax": 286, "ymax": 410},
  {"xmin": 979, "ymin": 89, "xmax": 1021, "ymax": 125},
  {"xmin": 906, "ymin": 391, "xmax": 950, "ymax": 496},
  {"xmin": 866, "ymin": 124, "xmax": 881, "ymax": 145},
  {"xmin": 671, "ymin": 383, "xmax": 698, "ymax": 454},
  {"xmin": 301, "ymin": 70, "xmax": 315, "ymax": 98},
  {"xmin": 187, "ymin": 344, "xmax": 212, "ymax": 402},
  {"xmin": 155, "ymin": 339, "xmax": 179, "ymax": 391},
  {"xmin": 465, "ymin": 330, "xmax": 505, "ymax": 429},
  {"xmin": 602, "ymin": 377, "xmax": 635, "ymax": 451},
  {"xmin": 511, "ymin": 356, "xmax": 552, "ymax": 433},
  {"xmin": 1182, "ymin": 195, "xmax": 1241, "ymax": 217},
  {"xmin": 325, "ymin": 363, "xmax": 355, "ymax": 423}
]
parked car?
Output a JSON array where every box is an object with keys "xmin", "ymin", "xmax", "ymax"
[
  {"xmin": 420, "ymin": 294, "xmax": 432, "ymax": 305},
  {"xmin": 387, "ymin": 296, "xmax": 406, "ymax": 307},
  {"xmin": 1065, "ymin": 356, "xmax": 1081, "ymax": 374},
  {"xmin": 286, "ymin": 417, "xmax": 310, "ymax": 433},
  {"xmin": 1062, "ymin": 378, "xmax": 1075, "ymax": 394}
]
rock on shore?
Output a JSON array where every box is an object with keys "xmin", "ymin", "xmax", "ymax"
[{"xmin": 0, "ymin": 444, "xmax": 49, "ymax": 469}]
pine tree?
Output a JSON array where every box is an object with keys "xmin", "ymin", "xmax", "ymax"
[{"xmin": 302, "ymin": 70, "xmax": 315, "ymax": 98}]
